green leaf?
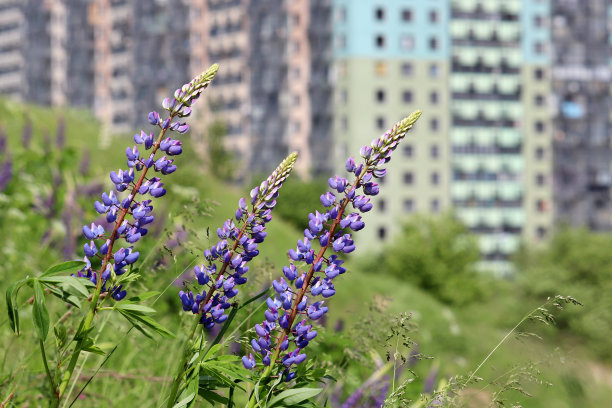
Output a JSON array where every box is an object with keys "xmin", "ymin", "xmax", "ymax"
[
  {"xmin": 113, "ymin": 303, "xmax": 157, "ymax": 315},
  {"xmin": 172, "ymin": 392, "xmax": 196, "ymax": 408},
  {"xmin": 81, "ymin": 336, "xmax": 106, "ymax": 356},
  {"xmin": 41, "ymin": 261, "xmax": 86, "ymax": 277},
  {"xmin": 117, "ymin": 309, "xmax": 175, "ymax": 338},
  {"xmin": 5, "ymin": 279, "xmax": 28, "ymax": 334},
  {"xmin": 40, "ymin": 275, "xmax": 90, "ymax": 298},
  {"xmin": 32, "ymin": 280, "xmax": 50, "ymax": 340},
  {"xmin": 128, "ymin": 291, "xmax": 160, "ymax": 302},
  {"xmin": 268, "ymin": 388, "xmax": 322, "ymax": 407},
  {"xmin": 198, "ymin": 389, "xmax": 229, "ymax": 406},
  {"xmin": 239, "ymin": 288, "xmax": 269, "ymax": 310},
  {"xmin": 117, "ymin": 310, "xmax": 154, "ymax": 339}
]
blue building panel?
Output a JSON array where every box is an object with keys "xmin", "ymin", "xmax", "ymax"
[
  {"xmin": 521, "ymin": 0, "xmax": 551, "ymax": 64},
  {"xmin": 333, "ymin": 0, "xmax": 450, "ymax": 59}
]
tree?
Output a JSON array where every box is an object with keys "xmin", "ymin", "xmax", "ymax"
[{"xmin": 375, "ymin": 212, "xmax": 483, "ymax": 305}]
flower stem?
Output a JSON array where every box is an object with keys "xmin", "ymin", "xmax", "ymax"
[
  {"xmin": 39, "ymin": 339, "xmax": 57, "ymax": 404},
  {"xmin": 166, "ymin": 317, "xmax": 200, "ymax": 407},
  {"xmin": 57, "ymin": 118, "xmax": 174, "ymax": 402},
  {"xmin": 247, "ymin": 169, "xmax": 367, "ymax": 407}
]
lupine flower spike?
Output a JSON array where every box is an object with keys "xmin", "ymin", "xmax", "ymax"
[
  {"xmin": 75, "ymin": 64, "xmax": 219, "ymax": 300},
  {"xmin": 243, "ymin": 111, "xmax": 422, "ymax": 386},
  {"xmin": 179, "ymin": 152, "xmax": 298, "ymax": 329}
]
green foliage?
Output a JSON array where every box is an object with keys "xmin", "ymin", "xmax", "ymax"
[
  {"xmin": 374, "ymin": 212, "xmax": 484, "ymax": 305},
  {"xmin": 515, "ymin": 227, "xmax": 612, "ymax": 361},
  {"xmin": 274, "ymin": 177, "xmax": 328, "ymax": 231},
  {"xmin": 206, "ymin": 121, "xmax": 235, "ymax": 180}
]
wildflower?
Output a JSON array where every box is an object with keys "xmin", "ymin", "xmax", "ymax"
[
  {"xmin": 75, "ymin": 64, "xmax": 219, "ymax": 299},
  {"xmin": 180, "ymin": 152, "xmax": 298, "ymax": 330},
  {"xmin": 244, "ymin": 111, "xmax": 422, "ymax": 380}
]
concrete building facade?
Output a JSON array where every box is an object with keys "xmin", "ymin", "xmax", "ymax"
[
  {"xmin": 0, "ymin": 0, "xmax": 332, "ymax": 178},
  {"xmin": 333, "ymin": 0, "xmax": 554, "ymax": 274}
]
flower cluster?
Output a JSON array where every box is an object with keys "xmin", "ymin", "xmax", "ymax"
[
  {"xmin": 243, "ymin": 111, "xmax": 422, "ymax": 379},
  {"xmin": 75, "ymin": 64, "xmax": 219, "ymax": 300},
  {"xmin": 179, "ymin": 152, "xmax": 298, "ymax": 329}
]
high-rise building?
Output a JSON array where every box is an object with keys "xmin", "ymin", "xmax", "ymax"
[
  {"xmin": 551, "ymin": 0, "xmax": 612, "ymax": 230},
  {"xmin": 0, "ymin": 0, "xmax": 332, "ymax": 178},
  {"xmin": 203, "ymin": 0, "xmax": 332, "ymax": 178},
  {"xmin": 333, "ymin": 0, "xmax": 553, "ymax": 274}
]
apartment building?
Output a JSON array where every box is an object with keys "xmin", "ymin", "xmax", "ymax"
[
  {"xmin": 551, "ymin": 0, "xmax": 612, "ymax": 230},
  {"xmin": 333, "ymin": 0, "xmax": 553, "ymax": 274},
  {"xmin": 0, "ymin": 0, "xmax": 332, "ymax": 177}
]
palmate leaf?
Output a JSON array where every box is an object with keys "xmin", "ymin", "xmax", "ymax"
[
  {"xmin": 116, "ymin": 308, "xmax": 175, "ymax": 338},
  {"xmin": 41, "ymin": 261, "xmax": 86, "ymax": 277},
  {"xmin": 5, "ymin": 278, "xmax": 30, "ymax": 334},
  {"xmin": 40, "ymin": 275, "xmax": 91, "ymax": 298},
  {"xmin": 267, "ymin": 388, "xmax": 323, "ymax": 408},
  {"xmin": 32, "ymin": 280, "xmax": 50, "ymax": 340}
]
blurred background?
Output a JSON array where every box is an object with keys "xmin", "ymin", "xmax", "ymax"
[{"xmin": 0, "ymin": 0, "xmax": 611, "ymax": 407}]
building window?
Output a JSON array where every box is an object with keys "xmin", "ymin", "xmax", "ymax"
[
  {"xmin": 535, "ymin": 94, "xmax": 544, "ymax": 106},
  {"xmin": 403, "ymin": 145, "xmax": 413, "ymax": 157},
  {"xmin": 403, "ymin": 199, "xmax": 414, "ymax": 213},
  {"xmin": 291, "ymin": 40, "xmax": 300, "ymax": 53},
  {"xmin": 376, "ymin": 117, "xmax": 386, "ymax": 130},
  {"xmin": 534, "ymin": 41, "xmax": 545, "ymax": 55},
  {"xmin": 292, "ymin": 121, "xmax": 301, "ymax": 133},
  {"xmin": 403, "ymin": 90, "xmax": 413, "ymax": 103},
  {"xmin": 536, "ymin": 174, "xmax": 546, "ymax": 185},
  {"xmin": 292, "ymin": 94, "xmax": 300, "ymax": 106},
  {"xmin": 379, "ymin": 199, "xmax": 386, "ymax": 212},
  {"xmin": 430, "ymin": 144, "xmax": 439, "ymax": 158},
  {"xmin": 376, "ymin": 89, "xmax": 386, "ymax": 102},
  {"xmin": 430, "ymin": 91, "xmax": 439, "ymax": 104},
  {"xmin": 429, "ymin": 10, "xmax": 438, "ymax": 23},
  {"xmin": 401, "ymin": 63, "xmax": 413, "ymax": 76},
  {"xmin": 291, "ymin": 68, "xmax": 300, "ymax": 79},
  {"xmin": 340, "ymin": 117, "xmax": 348, "ymax": 131},
  {"xmin": 336, "ymin": 7, "xmax": 346, "ymax": 22},
  {"xmin": 430, "ymin": 118, "xmax": 439, "ymax": 131},
  {"xmin": 403, "ymin": 172, "xmax": 414, "ymax": 185},
  {"xmin": 534, "ymin": 15, "xmax": 544, "ymax": 27},
  {"xmin": 339, "ymin": 89, "xmax": 348, "ymax": 104},
  {"xmin": 378, "ymin": 226, "xmax": 386, "ymax": 240},
  {"xmin": 431, "ymin": 199, "xmax": 440, "ymax": 213},
  {"xmin": 336, "ymin": 34, "xmax": 346, "ymax": 49},
  {"xmin": 429, "ymin": 63, "xmax": 439, "ymax": 77},
  {"xmin": 535, "ymin": 121, "xmax": 545, "ymax": 133},
  {"xmin": 375, "ymin": 61, "xmax": 387, "ymax": 76},
  {"xmin": 429, "ymin": 37, "xmax": 438, "ymax": 50},
  {"xmin": 375, "ymin": 7, "xmax": 385, "ymax": 20},
  {"xmin": 402, "ymin": 9, "xmax": 412, "ymax": 22},
  {"xmin": 375, "ymin": 35, "xmax": 386, "ymax": 48},
  {"xmin": 535, "ymin": 68, "xmax": 545, "ymax": 80},
  {"xmin": 536, "ymin": 199, "xmax": 548, "ymax": 212},
  {"xmin": 431, "ymin": 172, "xmax": 440, "ymax": 185},
  {"xmin": 536, "ymin": 147, "xmax": 545, "ymax": 159},
  {"xmin": 536, "ymin": 226, "xmax": 547, "ymax": 239},
  {"xmin": 401, "ymin": 35, "xmax": 414, "ymax": 50}
]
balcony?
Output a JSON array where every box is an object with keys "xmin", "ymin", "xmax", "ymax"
[
  {"xmin": 452, "ymin": 89, "xmax": 520, "ymax": 102},
  {"xmin": 454, "ymin": 198, "xmax": 523, "ymax": 209},
  {"xmin": 452, "ymin": 143, "xmax": 522, "ymax": 155},
  {"xmin": 452, "ymin": 115, "xmax": 517, "ymax": 128},
  {"xmin": 452, "ymin": 61, "xmax": 519, "ymax": 74}
]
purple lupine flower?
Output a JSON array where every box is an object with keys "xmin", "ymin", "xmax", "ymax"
[
  {"xmin": 0, "ymin": 127, "xmax": 6, "ymax": 154},
  {"xmin": 244, "ymin": 111, "xmax": 422, "ymax": 381},
  {"xmin": 178, "ymin": 152, "xmax": 298, "ymax": 330},
  {"xmin": 56, "ymin": 117, "xmax": 66, "ymax": 149},
  {"xmin": 21, "ymin": 117, "xmax": 32, "ymax": 148},
  {"xmin": 0, "ymin": 156, "xmax": 12, "ymax": 192},
  {"xmin": 74, "ymin": 65, "xmax": 219, "ymax": 299}
]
